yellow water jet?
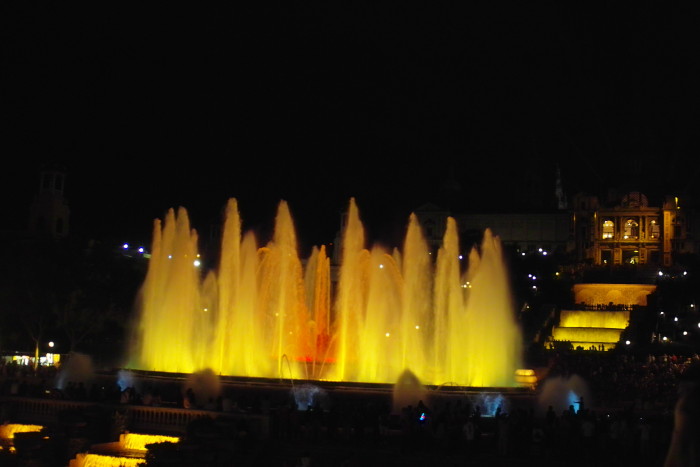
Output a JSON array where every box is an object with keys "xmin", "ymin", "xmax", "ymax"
[{"xmin": 129, "ymin": 198, "xmax": 522, "ymax": 387}]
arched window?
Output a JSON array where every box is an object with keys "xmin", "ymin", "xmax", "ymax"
[
  {"xmin": 649, "ymin": 218, "xmax": 660, "ymax": 239},
  {"xmin": 623, "ymin": 219, "xmax": 639, "ymax": 239},
  {"xmin": 602, "ymin": 220, "xmax": 614, "ymax": 239}
]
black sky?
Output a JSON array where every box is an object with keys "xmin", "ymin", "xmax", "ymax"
[{"xmin": 2, "ymin": 3, "xmax": 699, "ymax": 252}]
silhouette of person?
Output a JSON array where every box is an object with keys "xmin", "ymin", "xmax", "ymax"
[{"xmin": 664, "ymin": 362, "xmax": 700, "ymax": 466}]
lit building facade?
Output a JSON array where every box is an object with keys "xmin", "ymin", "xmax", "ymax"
[
  {"xmin": 572, "ymin": 191, "xmax": 697, "ymax": 267},
  {"xmin": 413, "ymin": 190, "xmax": 697, "ymax": 268}
]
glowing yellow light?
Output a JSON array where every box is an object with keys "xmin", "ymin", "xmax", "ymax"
[
  {"xmin": 385, "ymin": 332, "xmax": 390, "ymax": 337},
  {"xmin": 415, "ymin": 325, "xmax": 420, "ymax": 330},
  {"xmin": 559, "ymin": 310, "xmax": 630, "ymax": 329},
  {"xmin": 121, "ymin": 432, "xmax": 179, "ymax": 451},
  {"xmin": 78, "ymin": 453, "xmax": 145, "ymax": 467},
  {"xmin": 193, "ymin": 260, "xmax": 201, "ymax": 267},
  {"xmin": 0, "ymin": 424, "xmax": 43, "ymax": 439}
]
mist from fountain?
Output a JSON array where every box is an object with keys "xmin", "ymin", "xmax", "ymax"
[
  {"xmin": 128, "ymin": 197, "xmax": 522, "ymax": 387},
  {"xmin": 536, "ymin": 374, "xmax": 592, "ymax": 416}
]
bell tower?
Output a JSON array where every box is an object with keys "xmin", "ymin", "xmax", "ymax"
[{"xmin": 28, "ymin": 163, "xmax": 70, "ymax": 238}]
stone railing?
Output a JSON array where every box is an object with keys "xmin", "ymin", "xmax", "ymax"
[{"xmin": 0, "ymin": 397, "xmax": 270, "ymax": 439}]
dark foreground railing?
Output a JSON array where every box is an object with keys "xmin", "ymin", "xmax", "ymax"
[{"xmin": 0, "ymin": 396, "xmax": 270, "ymax": 438}]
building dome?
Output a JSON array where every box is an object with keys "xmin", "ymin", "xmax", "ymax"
[{"xmin": 621, "ymin": 192, "xmax": 648, "ymax": 208}]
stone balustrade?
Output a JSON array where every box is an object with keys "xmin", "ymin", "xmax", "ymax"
[{"xmin": 0, "ymin": 396, "xmax": 270, "ymax": 439}]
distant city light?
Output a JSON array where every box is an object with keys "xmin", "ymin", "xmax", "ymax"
[
  {"xmin": 415, "ymin": 325, "xmax": 420, "ymax": 330},
  {"xmin": 385, "ymin": 332, "xmax": 390, "ymax": 337},
  {"xmin": 458, "ymin": 255, "xmax": 463, "ymax": 260},
  {"xmin": 48, "ymin": 342, "xmax": 54, "ymax": 348},
  {"xmin": 123, "ymin": 244, "xmax": 129, "ymax": 249},
  {"xmin": 379, "ymin": 264, "xmax": 384, "ymax": 269},
  {"xmin": 683, "ymin": 331, "xmax": 688, "ymax": 336},
  {"xmin": 674, "ymin": 317, "xmax": 679, "ymax": 322},
  {"xmin": 625, "ymin": 340, "xmax": 631, "ymax": 345},
  {"xmin": 193, "ymin": 260, "xmax": 201, "ymax": 267},
  {"xmin": 658, "ymin": 271, "xmax": 663, "ymax": 276},
  {"xmin": 138, "ymin": 247, "xmax": 144, "ymax": 253}
]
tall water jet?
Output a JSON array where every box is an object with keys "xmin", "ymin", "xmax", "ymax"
[{"xmin": 128, "ymin": 197, "xmax": 522, "ymax": 387}]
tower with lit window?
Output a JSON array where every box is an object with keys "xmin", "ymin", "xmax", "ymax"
[{"xmin": 28, "ymin": 164, "xmax": 70, "ymax": 239}]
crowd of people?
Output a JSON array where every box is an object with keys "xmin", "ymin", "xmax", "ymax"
[{"xmin": 0, "ymin": 350, "xmax": 699, "ymax": 465}]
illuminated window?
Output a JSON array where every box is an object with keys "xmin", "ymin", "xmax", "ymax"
[
  {"xmin": 623, "ymin": 219, "xmax": 639, "ymax": 239},
  {"xmin": 649, "ymin": 219, "xmax": 660, "ymax": 239},
  {"xmin": 602, "ymin": 220, "xmax": 614, "ymax": 239},
  {"xmin": 623, "ymin": 250, "xmax": 639, "ymax": 264}
]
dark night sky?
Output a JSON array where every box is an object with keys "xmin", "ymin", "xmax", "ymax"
[{"xmin": 2, "ymin": 3, "xmax": 699, "ymax": 253}]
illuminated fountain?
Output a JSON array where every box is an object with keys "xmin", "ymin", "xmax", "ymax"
[{"xmin": 128, "ymin": 198, "xmax": 522, "ymax": 388}]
